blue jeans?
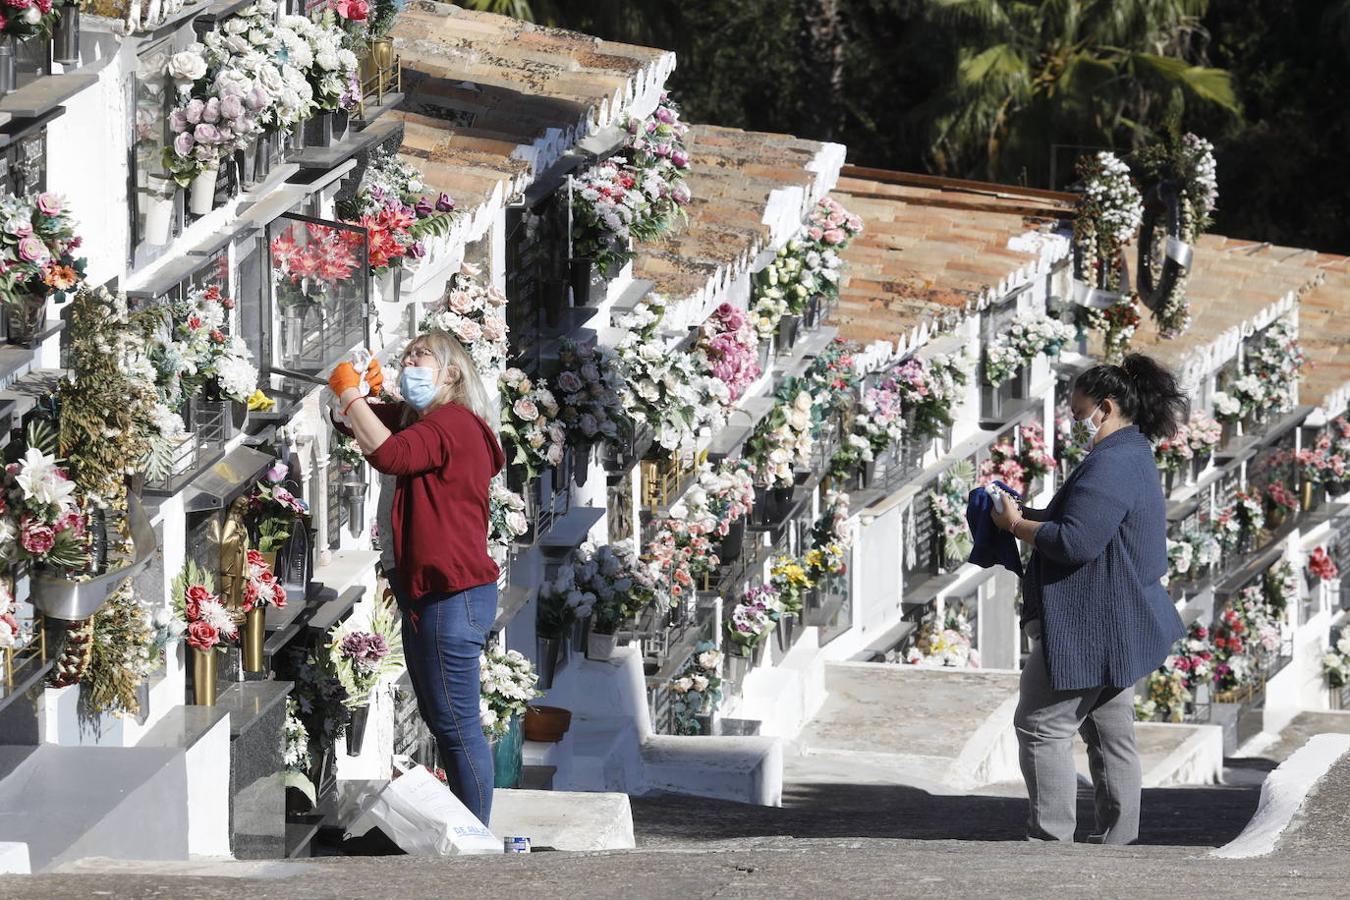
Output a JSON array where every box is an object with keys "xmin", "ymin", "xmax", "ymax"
[{"xmin": 396, "ymin": 580, "xmax": 498, "ymax": 826}]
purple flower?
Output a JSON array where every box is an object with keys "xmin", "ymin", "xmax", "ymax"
[
  {"xmin": 435, "ymin": 192, "xmax": 455, "ymax": 212},
  {"xmin": 170, "ymin": 109, "xmax": 188, "ymax": 133},
  {"xmin": 184, "ymin": 99, "xmax": 205, "ymax": 125},
  {"xmin": 220, "ymin": 94, "xmax": 244, "ymax": 120},
  {"xmin": 193, "ymin": 123, "xmax": 221, "ymax": 144},
  {"xmin": 265, "ymin": 460, "xmax": 288, "ymax": 483},
  {"xmin": 414, "ymin": 197, "xmax": 433, "ymax": 217},
  {"xmin": 340, "ymin": 631, "xmax": 390, "ymax": 676},
  {"xmin": 408, "ymin": 241, "xmax": 426, "ymax": 259},
  {"xmin": 672, "ymin": 150, "xmax": 689, "ymax": 168},
  {"xmin": 202, "ymin": 97, "xmax": 221, "ymax": 124},
  {"xmin": 36, "ymin": 193, "xmax": 61, "ymax": 216},
  {"xmin": 17, "ymin": 236, "xmax": 48, "ymax": 264},
  {"xmin": 655, "ymin": 107, "xmax": 675, "ymax": 124}
]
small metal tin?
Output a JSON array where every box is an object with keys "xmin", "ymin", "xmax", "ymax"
[{"xmin": 504, "ymin": 836, "xmax": 531, "ymax": 854}]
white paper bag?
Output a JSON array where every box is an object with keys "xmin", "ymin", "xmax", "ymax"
[{"xmin": 346, "ymin": 762, "xmax": 501, "ymax": 856}]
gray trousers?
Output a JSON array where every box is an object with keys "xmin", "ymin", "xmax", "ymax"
[{"xmin": 1014, "ymin": 622, "xmax": 1141, "ymax": 844}]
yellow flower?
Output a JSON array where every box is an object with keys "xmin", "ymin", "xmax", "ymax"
[{"xmin": 247, "ymin": 388, "xmax": 276, "ymax": 412}]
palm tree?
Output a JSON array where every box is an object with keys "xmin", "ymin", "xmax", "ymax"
[{"xmin": 918, "ymin": 0, "xmax": 1240, "ymax": 185}]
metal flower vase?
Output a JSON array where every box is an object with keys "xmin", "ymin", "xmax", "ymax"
[
  {"xmin": 192, "ymin": 647, "xmax": 218, "ymax": 706},
  {"xmin": 242, "ymin": 606, "xmax": 266, "ymax": 672},
  {"xmin": 0, "ymin": 37, "xmax": 14, "ymax": 96},
  {"xmin": 536, "ymin": 635, "xmax": 563, "ymax": 689},
  {"xmin": 346, "ymin": 703, "xmax": 371, "ymax": 756},
  {"xmin": 52, "ymin": 2, "xmax": 80, "ymax": 66}
]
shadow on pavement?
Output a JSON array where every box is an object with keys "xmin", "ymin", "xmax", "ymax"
[{"xmin": 631, "ymin": 780, "xmax": 1261, "ymax": 848}]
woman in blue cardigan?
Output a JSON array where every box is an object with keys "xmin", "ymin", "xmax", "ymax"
[{"xmin": 991, "ymin": 354, "xmax": 1187, "ymax": 845}]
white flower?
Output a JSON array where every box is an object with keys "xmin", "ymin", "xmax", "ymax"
[
  {"xmin": 14, "ymin": 448, "xmax": 76, "ymax": 510},
  {"xmin": 167, "ymin": 50, "xmax": 208, "ymax": 83}
]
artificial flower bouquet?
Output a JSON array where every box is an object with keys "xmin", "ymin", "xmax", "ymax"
[
  {"xmin": 621, "ymin": 92, "xmax": 693, "ymax": 240},
  {"xmin": 1186, "ymin": 413, "xmax": 1222, "ymax": 459},
  {"xmin": 498, "ymin": 366, "xmax": 566, "ymax": 481},
  {"xmin": 163, "ymin": 42, "xmax": 270, "ymax": 187},
  {"xmin": 539, "ymin": 541, "xmax": 661, "ymax": 637},
  {"xmin": 1072, "ymin": 151, "xmax": 1143, "ymax": 291},
  {"xmin": 420, "ymin": 262, "xmax": 509, "ymax": 375},
  {"xmin": 905, "ymin": 608, "xmax": 979, "ymax": 668},
  {"xmin": 571, "ymin": 157, "xmax": 644, "ymax": 275},
  {"xmin": 0, "ymin": 447, "xmax": 91, "ymax": 573},
  {"xmin": 271, "ymin": 221, "xmax": 361, "ymax": 308},
  {"xmin": 329, "ymin": 591, "xmax": 402, "ymax": 707},
  {"xmin": 744, "ymin": 389, "xmax": 815, "ymax": 488},
  {"xmin": 246, "ymin": 462, "xmax": 310, "ymax": 553},
  {"xmin": 804, "ymin": 196, "xmax": 864, "ymax": 251},
  {"xmin": 480, "ymin": 645, "xmax": 541, "ymax": 738},
  {"xmin": 687, "ymin": 460, "xmax": 756, "ymax": 536},
  {"xmin": 488, "ymin": 476, "xmax": 530, "ymax": 554},
  {"xmin": 769, "ymin": 557, "xmax": 813, "ymax": 616},
  {"xmin": 280, "ymin": 11, "xmax": 360, "ymax": 113},
  {"xmin": 1310, "ymin": 546, "xmax": 1340, "ymax": 583},
  {"xmin": 173, "ymin": 561, "xmax": 238, "ymax": 652},
  {"xmin": 669, "ymin": 640, "xmax": 722, "ymax": 735},
  {"xmin": 928, "ymin": 462, "xmax": 975, "ymax": 565},
  {"xmin": 699, "ymin": 302, "xmax": 762, "ymax": 403},
  {"xmin": 0, "ymin": 192, "xmax": 85, "ymax": 332},
  {"xmin": 724, "ymin": 583, "xmax": 782, "ymax": 653},
  {"xmin": 337, "ymin": 151, "xmax": 457, "ymax": 276},
  {"xmin": 242, "ymin": 548, "xmax": 288, "ymax": 611},
  {"xmin": 554, "ymin": 339, "xmax": 632, "ymax": 453}
]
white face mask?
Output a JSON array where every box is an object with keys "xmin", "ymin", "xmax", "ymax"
[{"xmin": 1071, "ymin": 404, "xmax": 1103, "ymax": 448}]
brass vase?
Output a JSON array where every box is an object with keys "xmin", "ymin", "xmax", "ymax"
[
  {"xmin": 1301, "ymin": 481, "xmax": 1316, "ymax": 512},
  {"xmin": 192, "ymin": 647, "xmax": 218, "ymax": 706},
  {"xmin": 243, "ymin": 606, "xmax": 266, "ymax": 673},
  {"xmin": 371, "ymin": 38, "xmax": 393, "ymax": 70}
]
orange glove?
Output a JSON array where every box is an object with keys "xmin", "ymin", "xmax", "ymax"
[
  {"xmin": 327, "ymin": 361, "xmax": 362, "ymax": 397},
  {"xmin": 365, "ymin": 358, "xmax": 384, "ymax": 397}
]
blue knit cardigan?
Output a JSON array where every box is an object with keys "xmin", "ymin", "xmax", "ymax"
[{"xmin": 1022, "ymin": 425, "xmax": 1185, "ymax": 691}]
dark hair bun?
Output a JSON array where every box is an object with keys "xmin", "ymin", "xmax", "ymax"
[{"xmin": 1075, "ymin": 353, "xmax": 1189, "ymax": 441}]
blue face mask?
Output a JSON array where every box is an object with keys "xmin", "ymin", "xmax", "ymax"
[{"xmin": 399, "ymin": 366, "xmax": 440, "ymax": 411}]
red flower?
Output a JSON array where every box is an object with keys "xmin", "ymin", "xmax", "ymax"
[
  {"xmin": 272, "ymin": 584, "xmax": 287, "ymax": 608},
  {"xmin": 187, "ymin": 620, "xmax": 219, "ymax": 652},
  {"xmin": 186, "ymin": 585, "xmax": 212, "ymax": 605}
]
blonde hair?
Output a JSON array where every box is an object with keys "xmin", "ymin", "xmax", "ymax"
[{"xmin": 401, "ymin": 331, "xmax": 496, "ymax": 429}]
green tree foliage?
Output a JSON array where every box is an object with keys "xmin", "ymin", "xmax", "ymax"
[{"xmin": 484, "ymin": 0, "xmax": 1348, "ymax": 252}]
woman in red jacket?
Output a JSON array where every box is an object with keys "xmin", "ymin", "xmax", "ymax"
[{"xmin": 329, "ymin": 331, "xmax": 505, "ymax": 825}]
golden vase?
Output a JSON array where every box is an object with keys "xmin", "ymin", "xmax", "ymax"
[
  {"xmin": 1301, "ymin": 480, "xmax": 1316, "ymax": 511},
  {"xmin": 192, "ymin": 647, "xmax": 218, "ymax": 707},
  {"xmin": 371, "ymin": 38, "xmax": 393, "ymax": 70},
  {"xmin": 243, "ymin": 606, "xmax": 266, "ymax": 673}
]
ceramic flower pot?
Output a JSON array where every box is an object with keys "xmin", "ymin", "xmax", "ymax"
[
  {"xmin": 585, "ymin": 630, "xmax": 617, "ymax": 661},
  {"xmin": 522, "ymin": 705, "xmax": 572, "ymax": 742},
  {"xmin": 345, "ymin": 703, "xmax": 371, "ymax": 757},
  {"xmin": 189, "ymin": 167, "xmax": 218, "ymax": 216},
  {"xmin": 143, "ymin": 194, "xmax": 174, "ymax": 246},
  {"xmin": 192, "ymin": 647, "xmax": 218, "ymax": 706}
]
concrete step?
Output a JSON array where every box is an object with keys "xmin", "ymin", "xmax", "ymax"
[
  {"xmin": 519, "ymin": 765, "xmax": 556, "ymax": 791},
  {"xmin": 0, "ymin": 744, "xmax": 189, "ymax": 872},
  {"xmin": 1074, "ymin": 722, "xmax": 1224, "ymax": 787},
  {"xmin": 490, "ymin": 789, "xmax": 634, "ymax": 851},
  {"xmin": 136, "ymin": 704, "xmax": 233, "ymax": 858},
  {"xmin": 798, "ymin": 663, "xmax": 1021, "ymax": 790}
]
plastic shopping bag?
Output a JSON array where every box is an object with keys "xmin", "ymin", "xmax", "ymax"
[{"xmin": 345, "ymin": 759, "xmax": 500, "ymax": 856}]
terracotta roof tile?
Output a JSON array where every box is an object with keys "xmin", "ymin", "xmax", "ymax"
[
  {"xmin": 829, "ymin": 171, "xmax": 1074, "ymax": 346},
  {"xmin": 386, "ymin": 1, "xmax": 674, "ymax": 214},
  {"xmin": 631, "ymin": 124, "xmax": 828, "ymax": 302},
  {"xmin": 1293, "ymin": 255, "xmax": 1350, "ymax": 413}
]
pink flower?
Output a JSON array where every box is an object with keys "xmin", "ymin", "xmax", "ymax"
[
  {"xmin": 193, "ymin": 123, "xmax": 220, "ymax": 145},
  {"xmin": 17, "ymin": 236, "xmax": 47, "ymax": 264},
  {"xmin": 19, "ymin": 519, "xmax": 55, "ymax": 555},
  {"xmin": 173, "ymin": 132, "xmax": 194, "ymax": 158},
  {"xmin": 447, "ymin": 291, "xmax": 477, "ymax": 314},
  {"xmin": 35, "ymin": 193, "xmax": 61, "ymax": 216},
  {"xmin": 481, "ymin": 316, "xmax": 506, "ymax": 342},
  {"xmin": 187, "ymin": 620, "xmax": 219, "ymax": 652},
  {"xmin": 336, "ymin": 0, "xmax": 369, "ymax": 19},
  {"xmin": 202, "ymin": 97, "xmax": 221, "ymax": 124},
  {"xmin": 183, "ymin": 99, "xmax": 205, "ymax": 125},
  {"xmin": 220, "ymin": 93, "xmax": 244, "ymax": 120}
]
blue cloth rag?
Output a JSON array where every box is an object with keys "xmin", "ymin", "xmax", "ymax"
[{"xmin": 965, "ymin": 482, "xmax": 1024, "ymax": 576}]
